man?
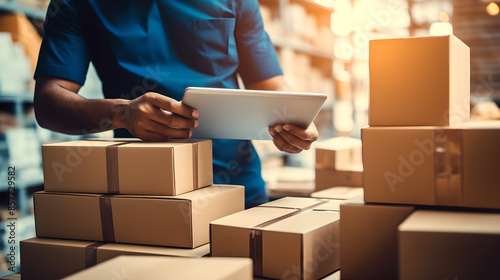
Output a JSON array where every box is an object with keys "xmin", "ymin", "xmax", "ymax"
[{"xmin": 34, "ymin": 0, "xmax": 319, "ymax": 208}]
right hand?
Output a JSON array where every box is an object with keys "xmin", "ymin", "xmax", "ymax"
[{"xmin": 117, "ymin": 92, "xmax": 199, "ymax": 141}]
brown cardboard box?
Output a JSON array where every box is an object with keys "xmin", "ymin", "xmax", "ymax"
[
  {"xmin": 34, "ymin": 185, "xmax": 244, "ymax": 248},
  {"xmin": 211, "ymin": 197, "xmax": 341, "ymax": 280},
  {"xmin": 42, "ymin": 139, "xmax": 212, "ymax": 195},
  {"xmin": 399, "ymin": 210, "xmax": 500, "ymax": 280},
  {"xmin": 362, "ymin": 122, "xmax": 500, "ymax": 209},
  {"xmin": 340, "ymin": 196, "xmax": 415, "ymax": 280},
  {"xmin": 62, "ymin": 255, "xmax": 253, "ymax": 280},
  {"xmin": 20, "ymin": 237, "xmax": 210, "ymax": 280},
  {"xmin": 315, "ymin": 166, "xmax": 363, "ymax": 190},
  {"xmin": 311, "ymin": 186, "xmax": 363, "ymax": 200},
  {"xmin": 315, "ymin": 137, "xmax": 362, "ymax": 169},
  {"xmin": 369, "ymin": 35, "xmax": 470, "ymax": 126}
]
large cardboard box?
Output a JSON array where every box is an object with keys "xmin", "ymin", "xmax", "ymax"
[
  {"xmin": 20, "ymin": 237, "xmax": 210, "ymax": 280},
  {"xmin": 211, "ymin": 197, "xmax": 341, "ymax": 280},
  {"xmin": 315, "ymin": 166, "xmax": 363, "ymax": 190},
  {"xmin": 369, "ymin": 35, "xmax": 470, "ymax": 126},
  {"xmin": 340, "ymin": 196, "xmax": 415, "ymax": 280},
  {"xmin": 311, "ymin": 186, "xmax": 363, "ymax": 200},
  {"xmin": 34, "ymin": 185, "xmax": 244, "ymax": 248},
  {"xmin": 362, "ymin": 122, "xmax": 500, "ymax": 209},
  {"xmin": 63, "ymin": 255, "xmax": 253, "ymax": 280},
  {"xmin": 399, "ymin": 210, "xmax": 500, "ymax": 280},
  {"xmin": 42, "ymin": 139, "xmax": 212, "ymax": 195},
  {"xmin": 315, "ymin": 137, "xmax": 362, "ymax": 169}
]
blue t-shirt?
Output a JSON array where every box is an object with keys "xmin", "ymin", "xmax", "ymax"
[{"xmin": 34, "ymin": 0, "xmax": 283, "ymax": 201}]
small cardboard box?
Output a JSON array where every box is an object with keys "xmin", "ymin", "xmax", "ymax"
[
  {"xmin": 399, "ymin": 210, "xmax": 500, "ymax": 280},
  {"xmin": 340, "ymin": 196, "xmax": 415, "ymax": 280},
  {"xmin": 34, "ymin": 185, "xmax": 244, "ymax": 248},
  {"xmin": 62, "ymin": 255, "xmax": 253, "ymax": 280},
  {"xmin": 369, "ymin": 35, "xmax": 470, "ymax": 126},
  {"xmin": 20, "ymin": 237, "xmax": 210, "ymax": 280},
  {"xmin": 211, "ymin": 197, "xmax": 341, "ymax": 280},
  {"xmin": 311, "ymin": 186, "xmax": 363, "ymax": 200},
  {"xmin": 362, "ymin": 122, "xmax": 500, "ymax": 209},
  {"xmin": 315, "ymin": 137, "xmax": 362, "ymax": 169},
  {"xmin": 315, "ymin": 165, "xmax": 363, "ymax": 190},
  {"xmin": 42, "ymin": 139, "xmax": 212, "ymax": 195}
]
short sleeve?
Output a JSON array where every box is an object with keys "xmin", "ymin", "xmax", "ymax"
[
  {"xmin": 234, "ymin": 0, "xmax": 283, "ymax": 86},
  {"xmin": 34, "ymin": 0, "xmax": 91, "ymax": 85}
]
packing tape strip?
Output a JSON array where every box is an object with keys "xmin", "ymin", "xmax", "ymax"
[
  {"xmin": 84, "ymin": 242, "xmax": 107, "ymax": 268},
  {"xmin": 193, "ymin": 142, "xmax": 199, "ymax": 189},
  {"xmin": 249, "ymin": 200, "xmax": 329, "ymax": 277},
  {"xmin": 99, "ymin": 195, "xmax": 115, "ymax": 242},
  {"xmin": 434, "ymin": 129, "xmax": 464, "ymax": 205},
  {"xmin": 106, "ymin": 143, "xmax": 129, "ymax": 194}
]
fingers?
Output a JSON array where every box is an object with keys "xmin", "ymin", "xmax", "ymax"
[
  {"xmin": 269, "ymin": 123, "xmax": 319, "ymax": 153},
  {"xmin": 269, "ymin": 127, "xmax": 302, "ymax": 153},
  {"xmin": 145, "ymin": 119, "xmax": 192, "ymax": 139},
  {"xmin": 144, "ymin": 92, "xmax": 199, "ymax": 119},
  {"xmin": 134, "ymin": 130, "xmax": 171, "ymax": 142},
  {"xmin": 282, "ymin": 123, "xmax": 318, "ymax": 142},
  {"xmin": 152, "ymin": 109, "xmax": 198, "ymax": 129}
]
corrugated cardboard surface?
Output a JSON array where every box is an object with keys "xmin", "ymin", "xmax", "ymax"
[
  {"xmin": 399, "ymin": 210, "xmax": 500, "ymax": 280},
  {"xmin": 311, "ymin": 186, "xmax": 363, "ymax": 200},
  {"xmin": 369, "ymin": 35, "xmax": 470, "ymax": 126},
  {"xmin": 315, "ymin": 166, "xmax": 363, "ymax": 190},
  {"xmin": 62, "ymin": 256, "xmax": 253, "ymax": 280},
  {"xmin": 20, "ymin": 237, "xmax": 210, "ymax": 280},
  {"xmin": 34, "ymin": 185, "xmax": 244, "ymax": 248},
  {"xmin": 211, "ymin": 197, "xmax": 341, "ymax": 280},
  {"xmin": 340, "ymin": 200, "xmax": 415, "ymax": 280},
  {"xmin": 42, "ymin": 139, "xmax": 212, "ymax": 196},
  {"xmin": 362, "ymin": 123, "xmax": 500, "ymax": 209},
  {"xmin": 315, "ymin": 137, "xmax": 362, "ymax": 169}
]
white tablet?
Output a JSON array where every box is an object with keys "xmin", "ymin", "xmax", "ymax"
[{"xmin": 181, "ymin": 87, "xmax": 327, "ymax": 140}]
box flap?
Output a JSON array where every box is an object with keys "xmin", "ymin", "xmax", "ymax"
[
  {"xmin": 399, "ymin": 210, "xmax": 500, "ymax": 234},
  {"xmin": 259, "ymin": 197, "xmax": 325, "ymax": 209},
  {"xmin": 263, "ymin": 211, "xmax": 340, "ymax": 234},
  {"xmin": 211, "ymin": 207, "xmax": 296, "ymax": 228}
]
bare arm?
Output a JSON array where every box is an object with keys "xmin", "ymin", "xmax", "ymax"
[
  {"xmin": 34, "ymin": 76, "xmax": 198, "ymax": 141},
  {"xmin": 247, "ymin": 75, "xmax": 319, "ymax": 154}
]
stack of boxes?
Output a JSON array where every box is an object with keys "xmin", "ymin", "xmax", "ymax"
[
  {"xmin": 210, "ymin": 197, "xmax": 343, "ymax": 280},
  {"xmin": 20, "ymin": 138, "xmax": 247, "ymax": 279},
  {"xmin": 314, "ymin": 137, "xmax": 363, "ymax": 192},
  {"xmin": 341, "ymin": 35, "xmax": 500, "ymax": 280}
]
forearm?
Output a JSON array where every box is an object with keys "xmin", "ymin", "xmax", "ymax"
[{"xmin": 34, "ymin": 83, "xmax": 127, "ymax": 135}]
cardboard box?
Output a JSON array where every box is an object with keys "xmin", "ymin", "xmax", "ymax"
[
  {"xmin": 315, "ymin": 137, "xmax": 362, "ymax": 169},
  {"xmin": 399, "ymin": 210, "xmax": 500, "ymax": 280},
  {"xmin": 315, "ymin": 166, "xmax": 363, "ymax": 190},
  {"xmin": 20, "ymin": 237, "xmax": 210, "ymax": 280},
  {"xmin": 211, "ymin": 197, "xmax": 341, "ymax": 280},
  {"xmin": 362, "ymin": 122, "xmax": 500, "ymax": 209},
  {"xmin": 369, "ymin": 35, "xmax": 470, "ymax": 126},
  {"xmin": 62, "ymin": 255, "xmax": 253, "ymax": 280},
  {"xmin": 311, "ymin": 186, "xmax": 363, "ymax": 200},
  {"xmin": 34, "ymin": 185, "xmax": 244, "ymax": 248},
  {"xmin": 340, "ymin": 197, "xmax": 415, "ymax": 280},
  {"xmin": 42, "ymin": 139, "xmax": 212, "ymax": 195}
]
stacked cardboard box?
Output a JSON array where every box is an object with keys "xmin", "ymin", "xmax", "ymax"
[
  {"xmin": 315, "ymin": 137, "xmax": 363, "ymax": 191},
  {"xmin": 21, "ymin": 139, "xmax": 246, "ymax": 279},
  {"xmin": 211, "ymin": 197, "xmax": 342, "ymax": 280},
  {"xmin": 341, "ymin": 35, "xmax": 500, "ymax": 280}
]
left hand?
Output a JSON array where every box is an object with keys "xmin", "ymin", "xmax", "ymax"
[{"xmin": 268, "ymin": 122, "xmax": 319, "ymax": 154}]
